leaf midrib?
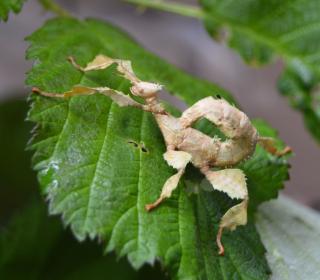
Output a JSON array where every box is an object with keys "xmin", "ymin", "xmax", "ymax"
[
  {"xmin": 136, "ymin": 111, "xmax": 145, "ymax": 257},
  {"xmin": 82, "ymin": 102, "xmax": 114, "ymax": 235}
]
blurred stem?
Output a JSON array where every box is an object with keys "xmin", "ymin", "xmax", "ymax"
[
  {"xmin": 38, "ymin": 0, "xmax": 71, "ymax": 17},
  {"xmin": 125, "ymin": 0, "xmax": 206, "ymax": 19}
]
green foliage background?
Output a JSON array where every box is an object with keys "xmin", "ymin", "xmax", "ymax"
[{"xmin": 0, "ymin": 0, "xmax": 26, "ymax": 21}]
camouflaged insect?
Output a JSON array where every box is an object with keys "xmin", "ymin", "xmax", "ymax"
[{"xmin": 32, "ymin": 55, "xmax": 291, "ymax": 255}]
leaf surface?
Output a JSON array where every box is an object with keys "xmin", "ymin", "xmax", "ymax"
[
  {"xmin": 0, "ymin": 198, "xmax": 169, "ymax": 280},
  {"xmin": 26, "ymin": 18, "xmax": 290, "ymax": 279},
  {"xmin": 256, "ymin": 196, "xmax": 320, "ymax": 280},
  {"xmin": 199, "ymin": 0, "xmax": 320, "ymax": 142},
  {"xmin": 0, "ymin": 0, "xmax": 26, "ymax": 21},
  {"xmin": 0, "ymin": 98, "xmax": 165, "ymax": 280}
]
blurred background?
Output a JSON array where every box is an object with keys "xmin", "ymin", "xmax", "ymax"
[{"xmin": 0, "ymin": 0, "xmax": 319, "ymax": 207}]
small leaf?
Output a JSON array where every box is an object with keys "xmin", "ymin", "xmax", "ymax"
[
  {"xmin": 26, "ymin": 18, "xmax": 290, "ymax": 279},
  {"xmin": 256, "ymin": 196, "xmax": 320, "ymax": 280},
  {"xmin": 0, "ymin": 0, "xmax": 26, "ymax": 22},
  {"xmin": 199, "ymin": 0, "xmax": 320, "ymax": 143}
]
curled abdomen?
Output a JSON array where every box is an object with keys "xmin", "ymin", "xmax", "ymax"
[{"xmin": 179, "ymin": 97, "xmax": 259, "ymax": 167}]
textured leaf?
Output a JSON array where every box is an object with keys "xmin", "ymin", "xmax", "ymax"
[
  {"xmin": 0, "ymin": 99, "xmax": 166, "ymax": 280},
  {"xmin": 26, "ymin": 18, "xmax": 290, "ymax": 279},
  {"xmin": 0, "ymin": 0, "xmax": 26, "ymax": 21},
  {"xmin": 199, "ymin": 0, "xmax": 320, "ymax": 142},
  {"xmin": 256, "ymin": 196, "xmax": 320, "ymax": 280},
  {"xmin": 0, "ymin": 199, "xmax": 168, "ymax": 280}
]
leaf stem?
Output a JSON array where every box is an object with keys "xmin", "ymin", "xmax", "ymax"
[
  {"xmin": 125, "ymin": 0, "xmax": 206, "ymax": 19},
  {"xmin": 38, "ymin": 0, "xmax": 71, "ymax": 17}
]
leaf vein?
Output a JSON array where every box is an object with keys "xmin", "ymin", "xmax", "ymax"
[{"xmin": 81, "ymin": 102, "xmax": 114, "ymax": 235}]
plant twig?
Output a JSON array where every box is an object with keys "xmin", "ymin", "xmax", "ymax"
[
  {"xmin": 38, "ymin": 0, "xmax": 71, "ymax": 17},
  {"xmin": 125, "ymin": 0, "xmax": 206, "ymax": 19}
]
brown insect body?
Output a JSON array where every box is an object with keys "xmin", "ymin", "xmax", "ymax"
[{"xmin": 153, "ymin": 97, "xmax": 259, "ymax": 169}]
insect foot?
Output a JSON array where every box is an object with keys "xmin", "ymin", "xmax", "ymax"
[{"xmin": 145, "ymin": 150, "xmax": 192, "ymax": 211}]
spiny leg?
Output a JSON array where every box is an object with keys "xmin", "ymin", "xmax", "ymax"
[
  {"xmin": 68, "ymin": 55, "xmax": 116, "ymax": 72},
  {"xmin": 201, "ymin": 167, "xmax": 248, "ymax": 256},
  {"xmin": 32, "ymin": 85, "xmax": 138, "ymax": 106},
  {"xmin": 145, "ymin": 150, "xmax": 192, "ymax": 211},
  {"xmin": 69, "ymin": 55, "xmax": 156, "ymax": 98},
  {"xmin": 32, "ymin": 86, "xmax": 165, "ymax": 114},
  {"xmin": 68, "ymin": 55, "xmax": 163, "ymax": 101},
  {"xmin": 32, "ymin": 85, "xmax": 96, "ymax": 98},
  {"xmin": 68, "ymin": 55, "xmax": 139, "ymax": 83},
  {"xmin": 68, "ymin": 56, "xmax": 86, "ymax": 71},
  {"xmin": 258, "ymin": 136, "xmax": 291, "ymax": 156}
]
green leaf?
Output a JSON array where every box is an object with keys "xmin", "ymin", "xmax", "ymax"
[
  {"xmin": 199, "ymin": 0, "xmax": 320, "ymax": 143},
  {"xmin": 26, "ymin": 18, "xmax": 290, "ymax": 279},
  {"xmin": 0, "ymin": 98, "xmax": 166, "ymax": 280},
  {"xmin": 0, "ymin": 0, "xmax": 26, "ymax": 22},
  {"xmin": 0, "ymin": 198, "xmax": 168, "ymax": 280},
  {"xmin": 256, "ymin": 196, "xmax": 320, "ymax": 280}
]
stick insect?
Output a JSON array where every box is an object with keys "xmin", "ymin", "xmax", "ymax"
[{"xmin": 32, "ymin": 55, "xmax": 291, "ymax": 255}]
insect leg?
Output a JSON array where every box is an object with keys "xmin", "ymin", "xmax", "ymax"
[
  {"xmin": 258, "ymin": 136, "xmax": 291, "ymax": 156},
  {"xmin": 201, "ymin": 167, "xmax": 248, "ymax": 256},
  {"xmin": 68, "ymin": 55, "xmax": 114, "ymax": 72},
  {"xmin": 32, "ymin": 86, "xmax": 96, "ymax": 98},
  {"xmin": 32, "ymin": 85, "xmax": 165, "ymax": 114},
  {"xmin": 145, "ymin": 150, "xmax": 192, "ymax": 211},
  {"xmin": 68, "ymin": 55, "xmax": 139, "ymax": 84},
  {"xmin": 68, "ymin": 56, "xmax": 164, "ymax": 104}
]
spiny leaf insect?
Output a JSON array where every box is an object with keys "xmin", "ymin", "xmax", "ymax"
[{"xmin": 32, "ymin": 55, "xmax": 291, "ymax": 255}]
